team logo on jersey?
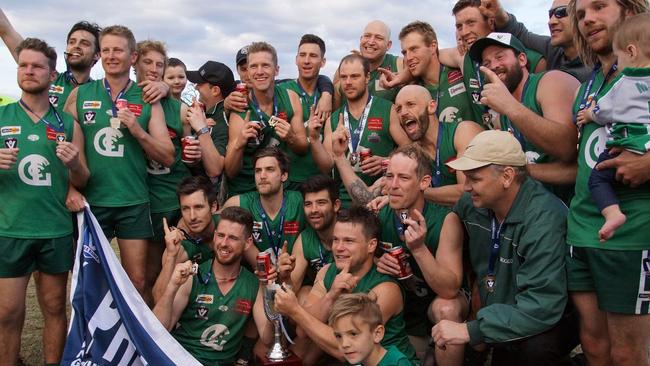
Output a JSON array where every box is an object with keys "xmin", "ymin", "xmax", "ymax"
[
  {"xmin": 195, "ymin": 305, "xmax": 209, "ymax": 320},
  {"xmin": 218, "ymin": 305, "xmax": 229, "ymax": 312},
  {"xmin": 196, "ymin": 294, "xmax": 214, "ymax": 304},
  {"xmin": 438, "ymin": 107, "xmax": 460, "ymax": 123},
  {"xmin": 28, "ymin": 134, "xmax": 39, "ymax": 142},
  {"xmin": 448, "ymin": 83, "xmax": 466, "ymax": 98},
  {"xmin": 1, "ymin": 126, "xmax": 21, "ymax": 136},
  {"xmin": 49, "ymin": 85, "xmax": 64, "ymax": 94},
  {"xmin": 200, "ymin": 324, "xmax": 230, "ymax": 351},
  {"xmin": 18, "ymin": 154, "xmax": 51, "ymax": 186},
  {"xmin": 235, "ymin": 298, "xmax": 252, "ymax": 315},
  {"xmin": 584, "ymin": 126, "xmax": 607, "ymax": 169},
  {"xmin": 146, "ymin": 158, "xmax": 170, "ymax": 175},
  {"xmin": 447, "ymin": 70, "xmax": 463, "ymax": 84},
  {"xmin": 83, "ymin": 111, "xmax": 96, "ymax": 124},
  {"xmin": 82, "ymin": 101, "xmax": 102, "ymax": 109},
  {"xmin": 469, "ymin": 78, "xmax": 480, "ymax": 89},
  {"xmin": 93, "ymin": 127, "xmax": 124, "ymax": 157},
  {"xmin": 283, "ymin": 221, "xmax": 300, "ymax": 235},
  {"xmin": 4, "ymin": 138, "xmax": 17, "ymax": 148},
  {"xmin": 48, "ymin": 95, "xmax": 59, "ymax": 107},
  {"xmin": 368, "ymin": 118, "xmax": 383, "ymax": 131},
  {"xmin": 253, "ymin": 221, "xmax": 263, "ymax": 242}
]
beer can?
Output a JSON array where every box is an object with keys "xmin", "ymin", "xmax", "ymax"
[
  {"xmin": 246, "ymin": 121, "xmax": 262, "ymax": 149},
  {"xmin": 256, "ymin": 252, "xmax": 272, "ymax": 284},
  {"xmin": 235, "ymin": 83, "xmax": 248, "ymax": 95},
  {"xmin": 116, "ymin": 98, "xmax": 128, "ymax": 110},
  {"xmin": 359, "ymin": 147, "xmax": 372, "ymax": 163},
  {"xmin": 192, "ymin": 100, "xmax": 206, "ymax": 112},
  {"xmin": 387, "ymin": 246, "xmax": 412, "ymax": 280},
  {"xmin": 181, "ymin": 136, "xmax": 197, "ymax": 163},
  {"xmin": 381, "ymin": 159, "xmax": 390, "ymax": 173}
]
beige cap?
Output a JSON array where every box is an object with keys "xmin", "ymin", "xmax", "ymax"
[{"xmin": 446, "ymin": 130, "xmax": 526, "ymax": 171}]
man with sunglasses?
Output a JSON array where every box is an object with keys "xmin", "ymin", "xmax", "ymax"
[{"xmin": 480, "ymin": 0, "xmax": 591, "ymax": 82}]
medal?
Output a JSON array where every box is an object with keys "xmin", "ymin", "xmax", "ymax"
[
  {"xmin": 56, "ymin": 133, "xmax": 66, "ymax": 142},
  {"xmin": 268, "ymin": 115, "xmax": 279, "ymax": 128},
  {"xmin": 482, "ymin": 112, "xmax": 493, "ymax": 127},
  {"xmin": 485, "ymin": 275, "xmax": 496, "ymax": 293},
  {"xmin": 349, "ymin": 152, "xmax": 359, "ymax": 166},
  {"xmin": 110, "ymin": 117, "xmax": 121, "ymax": 129}
]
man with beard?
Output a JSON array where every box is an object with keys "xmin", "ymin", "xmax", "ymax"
[
  {"xmin": 480, "ymin": 0, "xmax": 590, "ymax": 82},
  {"xmin": 566, "ymin": 1, "xmax": 650, "ymax": 365},
  {"xmin": 225, "ymin": 41, "xmax": 308, "ymax": 196},
  {"xmin": 0, "ymin": 38, "xmax": 88, "ymax": 366},
  {"xmin": 153, "ymin": 206, "xmax": 269, "ymax": 366},
  {"xmin": 273, "ymin": 206, "xmax": 418, "ymax": 364},
  {"xmin": 278, "ymin": 174, "xmax": 340, "ymax": 296},
  {"xmin": 468, "ymin": 33, "xmax": 580, "ymax": 193},
  {"xmin": 222, "ymin": 147, "xmax": 305, "ymax": 267},
  {"xmin": 312, "ymin": 54, "xmax": 409, "ymax": 208},
  {"xmin": 63, "ymin": 25, "xmax": 174, "ymax": 297},
  {"xmin": 0, "ymin": 9, "xmax": 100, "ymax": 111}
]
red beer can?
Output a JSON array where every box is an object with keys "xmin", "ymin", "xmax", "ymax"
[
  {"xmin": 235, "ymin": 83, "xmax": 248, "ymax": 95},
  {"xmin": 256, "ymin": 252, "xmax": 272, "ymax": 284},
  {"xmin": 116, "ymin": 98, "xmax": 128, "ymax": 110},
  {"xmin": 387, "ymin": 246, "xmax": 412, "ymax": 280},
  {"xmin": 359, "ymin": 147, "xmax": 372, "ymax": 163},
  {"xmin": 192, "ymin": 100, "xmax": 206, "ymax": 112},
  {"xmin": 381, "ymin": 159, "xmax": 390, "ymax": 174},
  {"xmin": 181, "ymin": 136, "xmax": 197, "ymax": 164}
]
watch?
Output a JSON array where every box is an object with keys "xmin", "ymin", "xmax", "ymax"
[{"xmin": 196, "ymin": 126, "xmax": 210, "ymax": 137}]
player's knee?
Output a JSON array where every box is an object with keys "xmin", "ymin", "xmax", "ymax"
[
  {"xmin": 579, "ymin": 330, "xmax": 610, "ymax": 358},
  {"xmin": 430, "ymin": 298, "xmax": 462, "ymax": 323},
  {"xmin": 0, "ymin": 301, "xmax": 25, "ymax": 327},
  {"xmin": 610, "ymin": 344, "xmax": 641, "ymax": 366}
]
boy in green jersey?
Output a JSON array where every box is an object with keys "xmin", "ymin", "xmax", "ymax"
[{"xmin": 330, "ymin": 293, "xmax": 412, "ymax": 366}]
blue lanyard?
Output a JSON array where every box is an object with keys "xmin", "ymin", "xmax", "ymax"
[
  {"xmin": 432, "ymin": 122, "xmax": 444, "ymax": 187},
  {"xmin": 343, "ymin": 94, "xmax": 373, "ymax": 153},
  {"xmin": 178, "ymin": 228, "xmax": 203, "ymax": 246},
  {"xmin": 498, "ymin": 76, "xmax": 530, "ymax": 149},
  {"xmin": 19, "ymin": 99, "xmax": 64, "ymax": 132},
  {"xmin": 393, "ymin": 204, "xmax": 429, "ymax": 237},
  {"xmin": 474, "ymin": 61, "xmax": 490, "ymax": 114},
  {"xmin": 575, "ymin": 62, "xmax": 618, "ymax": 128},
  {"xmin": 251, "ymin": 92, "xmax": 278, "ymax": 126},
  {"xmin": 103, "ymin": 78, "xmax": 131, "ymax": 118},
  {"xmin": 488, "ymin": 214, "xmax": 503, "ymax": 276},
  {"xmin": 296, "ymin": 80, "xmax": 319, "ymax": 108},
  {"xmin": 256, "ymin": 194, "xmax": 287, "ymax": 258}
]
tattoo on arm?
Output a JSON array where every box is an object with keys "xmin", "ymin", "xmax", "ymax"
[{"xmin": 349, "ymin": 178, "xmax": 377, "ymax": 206}]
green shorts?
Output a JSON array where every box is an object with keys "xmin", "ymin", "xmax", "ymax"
[
  {"xmin": 567, "ymin": 246, "xmax": 650, "ymax": 314},
  {"xmin": 91, "ymin": 203, "xmax": 153, "ymax": 240},
  {"xmin": 0, "ymin": 235, "xmax": 73, "ymax": 277},
  {"xmin": 150, "ymin": 209, "xmax": 181, "ymax": 244}
]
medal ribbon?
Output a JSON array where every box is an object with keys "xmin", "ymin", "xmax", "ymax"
[
  {"xmin": 432, "ymin": 122, "xmax": 444, "ymax": 187},
  {"xmin": 256, "ymin": 194, "xmax": 287, "ymax": 259},
  {"xmin": 488, "ymin": 214, "xmax": 503, "ymax": 277},
  {"xmin": 296, "ymin": 79, "xmax": 319, "ymax": 108},
  {"xmin": 103, "ymin": 78, "xmax": 132, "ymax": 118},
  {"xmin": 343, "ymin": 95, "xmax": 373, "ymax": 155},
  {"xmin": 251, "ymin": 91, "xmax": 278, "ymax": 127},
  {"xmin": 498, "ymin": 76, "xmax": 530, "ymax": 149},
  {"xmin": 575, "ymin": 62, "xmax": 618, "ymax": 127},
  {"xmin": 19, "ymin": 99, "xmax": 64, "ymax": 132}
]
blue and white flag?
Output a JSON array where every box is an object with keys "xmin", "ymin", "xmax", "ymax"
[{"xmin": 61, "ymin": 207, "xmax": 201, "ymax": 366}]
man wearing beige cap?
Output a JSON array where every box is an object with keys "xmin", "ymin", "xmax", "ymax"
[{"xmin": 426, "ymin": 130, "xmax": 578, "ymax": 365}]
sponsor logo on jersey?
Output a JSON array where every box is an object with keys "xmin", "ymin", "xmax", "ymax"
[
  {"xmin": 94, "ymin": 127, "xmax": 125, "ymax": 157},
  {"xmin": 83, "ymin": 111, "xmax": 96, "ymax": 124},
  {"xmin": 195, "ymin": 305, "xmax": 209, "ymax": 319},
  {"xmin": 469, "ymin": 78, "xmax": 480, "ymax": 89},
  {"xmin": 1, "ymin": 126, "xmax": 21, "ymax": 136},
  {"xmin": 49, "ymin": 85, "xmax": 64, "ymax": 94},
  {"xmin": 276, "ymin": 111, "xmax": 288, "ymax": 121},
  {"xmin": 447, "ymin": 70, "xmax": 463, "ymax": 84},
  {"xmin": 284, "ymin": 221, "xmax": 300, "ymax": 235},
  {"xmin": 196, "ymin": 294, "xmax": 214, "ymax": 304},
  {"xmin": 28, "ymin": 134, "xmax": 39, "ymax": 142},
  {"xmin": 48, "ymin": 95, "xmax": 59, "ymax": 107},
  {"xmin": 253, "ymin": 221, "xmax": 263, "ymax": 242},
  {"xmin": 18, "ymin": 154, "xmax": 51, "ymax": 186},
  {"xmin": 218, "ymin": 305, "xmax": 229, "ymax": 312},
  {"xmin": 83, "ymin": 101, "xmax": 102, "ymax": 109},
  {"xmin": 235, "ymin": 298, "xmax": 252, "ymax": 314},
  {"xmin": 448, "ymin": 83, "xmax": 467, "ymax": 98},
  {"xmin": 127, "ymin": 103, "xmax": 143, "ymax": 117},
  {"xmin": 367, "ymin": 117, "xmax": 383, "ymax": 131}
]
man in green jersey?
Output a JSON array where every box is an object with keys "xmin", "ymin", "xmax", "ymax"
[
  {"xmin": 225, "ymin": 41, "xmax": 308, "ymax": 196},
  {"xmin": 223, "ymin": 147, "xmax": 305, "ymax": 267},
  {"xmin": 278, "ymin": 174, "xmax": 340, "ymax": 297},
  {"xmin": 468, "ymin": 33, "xmax": 579, "ymax": 187},
  {"xmin": 312, "ymin": 54, "xmax": 409, "ymax": 207},
  {"xmin": 273, "ymin": 206, "xmax": 417, "ymax": 364},
  {"xmin": 375, "ymin": 144, "xmax": 468, "ymax": 365},
  {"xmin": 430, "ymin": 131, "xmax": 578, "ymax": 365},
  {"xmin": 153, "ymin": 206, "xmax": 268, "ymax": 366},
  {"xmin": 565, "ymin": 1, "xmax": 650, "ymax": 365},
  {"xmin": 0, "ymin": 9, "xmax": 101, "ymax": 112},
  {"xmin": 63, "ymin": 25, "xmax": 175, "ymax": 297},
  {"xmin": 0, "ymin": 38, "xmax": 88, "ymax": 366}
]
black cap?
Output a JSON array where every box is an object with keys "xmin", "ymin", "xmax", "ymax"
[
  {"xmin": 236, "ymin": 46, "xmax": 249, "ymax": 66},
  {"xmin": 186, "ymin": 61, "xmax": 236, "ymax": 96},
  {"xmin": 468, "ymin": 32, "xmax": 527, "ymax": 64}
]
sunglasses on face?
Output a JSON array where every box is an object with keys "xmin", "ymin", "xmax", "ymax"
[{"xmin": 548, "ymin": 5, "xmax": 568, "ymax": 19}]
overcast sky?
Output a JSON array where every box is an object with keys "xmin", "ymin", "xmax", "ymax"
[{"xmin": 0, "ymin": 0, "xmax": 552, "ymax": 99}]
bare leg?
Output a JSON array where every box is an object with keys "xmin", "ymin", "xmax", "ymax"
[
  {"xmin": 571, "ymin": 291, "xmax": 612, "ymax": 366},
  {"xmin": 0, "ymin": 276, "xmax": 29, "ymax": 366},
  {"xmin": 145, "ymin": 239, "xmax": 165, "ymax": 306},
  {"xmin": 608, "ymin": 312, "xmax": 650, "ymax": 366},
  {"xmin": 429, "ymin": 293, "xmax": 469, "ymax": 366},
  {"xmin": 35, "ymin": 271, "xmax": 68, "ymax": 364},
  {"xmin": 117, "ymin": 238, "xmax": 148, "ymax": 297}
]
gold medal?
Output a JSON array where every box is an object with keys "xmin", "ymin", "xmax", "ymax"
[
  {"xmin": 485, "ymin": 275, "xmax": 496, "ymax": 293},
  {"xmin": 110, "ymin": 117, "xmax": 121, "ymax": 129}
]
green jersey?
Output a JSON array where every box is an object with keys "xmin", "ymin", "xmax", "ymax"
[
  {"xmin": 76, "ymin": 79, "xmax": 152, "ymax": 207},
  {"xmin": 147, "ymin": 97, "xmax": 190, "ymax": 213},
  {"xmin": 182, "ymin": 215, "xmax": 220, "ymax": 264},
  {"xmin": 279, "ymin": 80, "xmax": 322, "ymax": 188},
  {"xmin": 377, "ymin": 346, "xmax": 412, "ymax": 366},
  {"xmin": 298, "ymin": 226, "xmax": 333, "ymax": 284},
  {"xmin": 369, "ymin": 54, "xmax": 401, "ymax": 102},
  {"xmin": 239, "ymin": 190, "xmax": 305, "ymax": 256},
  {"xmin": 172, "ymin": 261, "xmax": 258, "ymax": 365},
  {"xmin": 568, "ymin": 68, "xmax": 650, "ymax": 250},
  {"xmin": 378, "ymin": 202, "xmax": 450, "ymax": 336},
  {"xmin": 323, "ymin": 264, "xmax": 418, "ymax": 363},
  {"xmin": 463, "ymin": 48, "xmax": 544, "ymax": 128},
  {"xmin": 420, "ymin": 66, "xmax": 474, "ymax": 124},
  {"xmin": 330, "ymin": 96, "xmax": 396, "ymax": 207},
  {"xmin": 49, "ymin": 72, "xmax": 89, "ymax": 113},
  {"xmin": 0, "ymin": 102, "xmax": 74, "ymax": 238},
  {"xmin": 228, "ymin": 86, "xmax": 295, "ymax": 196},
  {"xmin": 431, "ymin": 121, "xmax": 460, "ymax": 188}
]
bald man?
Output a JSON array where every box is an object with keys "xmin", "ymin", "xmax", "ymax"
[{"xmin": 334, "ymin": 20, "xmax": 404, "ymax": 107}]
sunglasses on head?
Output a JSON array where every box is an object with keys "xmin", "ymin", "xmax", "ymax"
[{"xmin": 548, "ymin": 5, "xmax": 568, "ymax": 19}]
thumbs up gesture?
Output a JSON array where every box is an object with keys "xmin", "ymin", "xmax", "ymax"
[{"xmin": 478, "ymin": 66, "xmax": 518, "ymax": 116}]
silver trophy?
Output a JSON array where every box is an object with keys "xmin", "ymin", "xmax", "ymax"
[{"xmin": 263, "ymin": 282, "xmax": 290, "ymax": 361}]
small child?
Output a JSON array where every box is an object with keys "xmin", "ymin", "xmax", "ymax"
[
  {"xmin": 329, "ymin": 293, "xmax": 412, "ymax": 366},
  {"xmin": 576, "ymin": 13, "xmax": 650, "ymax": 242}
]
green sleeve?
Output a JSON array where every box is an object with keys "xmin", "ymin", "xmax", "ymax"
[
  {"xmin": 469, "ymin": 206, "xmax": 568, "ymax": 344},
  {"xmin": 211, "ymin": 121, "xmax": 228, "ymax": 156}
]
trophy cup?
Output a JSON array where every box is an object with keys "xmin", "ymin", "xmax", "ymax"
[{"xmin": 259, "ymin": 282, "xmax": 302, "ymax": 365}]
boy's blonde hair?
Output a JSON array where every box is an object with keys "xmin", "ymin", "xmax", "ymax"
[
  {"xmin": 328, "ymin": 293, "xmax": 382, "ymax": 329},
  {"xmin": 613, "ymin": 12, "xmax": 650, "ymax": 60}
]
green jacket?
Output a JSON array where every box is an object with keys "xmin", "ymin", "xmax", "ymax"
[{"xmin": 452, "ymin": 178, "xmax": 568, "ymax": 345}]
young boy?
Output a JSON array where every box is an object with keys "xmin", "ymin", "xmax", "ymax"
[
  {"xmin": 576, "ymin": 13, "xmax": 650, "ymax": 242},
  {"xmin": 329, "ymin": 293, "xmax": 412, "ymax": 366},
  {"xmin": 163, "ymin": 57, "xmax": 188, "ymax": 100}
]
